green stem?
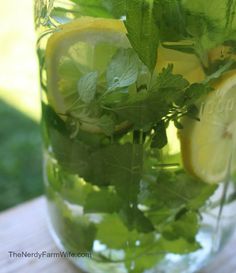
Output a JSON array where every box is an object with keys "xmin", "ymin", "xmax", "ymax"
[
  {"xmin": 133, "ymin": 130, "xmax": 142, "ymax": 144},
  {"xmin": 212, "ymin": 154, "xmax": 232, "ymax": 252}
]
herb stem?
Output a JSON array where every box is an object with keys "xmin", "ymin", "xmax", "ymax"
[{"xmin": 133, "ymin": 130, "xmax": 142, "ymax": 144}]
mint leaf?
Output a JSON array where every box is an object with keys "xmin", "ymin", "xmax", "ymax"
[
  {"xmin": 77, "ymin": 71, "xmax": 98, "ymax": 103},
  {"xmin": 103, "ymin": 0, "xmax": 126, "ymax": 18},
  {"xmin": 122, "ymin": 166, "xmax": 216, "ymax": 237},
  {"xmin": 54, "ymin": 0, "xmax": 126, "ymax": 20},
  {"xmin": 98, "ymin": 115, "xmax": 115, "ymax": 136},
  {"xmin": 106, "ymin": 65, "xmax": 189, "ymax": 129},
  {"xmin": 107, "ymin": 48, "xmax": 140, "ymax": 91},
  {"xmin": 49, "ymin": 128, "xmax": 143, "ymax": 195},
  {"xmin": 87, "ymin": 143, "xmax": 142, "ymax": 190},
  {"xmin": 126, "ymin": 255, "xmax": 160, "ymax": 273},
  {"xmin": 140, "ymin": 170, "xmax": 217, "ymax": 230},
  {"xmin": 69, "ymin": 0, "xmax": 126, "ymax": 18},
  {"xmin": 158, "ymin": 237, "xmax": 201, "ymax": 254},
  {"xmin": 151, "ymin": 120, "xmax": 167, "ymax": 149},
  {"xmin": 49, "ymin": 127, "xmax": 110, "ymax": 187},
  {"xmin": 183, "ymin": 83, "xmax": 212, "ymax": 106},
  {"xmin": 101, "ymin": 91, "xmax": 129, "ymax": 105},
  {"xmin": 152, "ymin": 64, "xmax": 189, "ymax": 91},
  {"xmin": 150, "ymin": 64, "xmax": 189, "ymax": 106},
  {"xmin": 111, "ymin": 91, "xmax": 169, "ymax": 129},
  {"xmin": 96, "ymin": 215, "xmax": 153, "ymax": 252},
  {"xmin": 97, "ymin": 143, "xmax": 143, "ymax": 202},
  {"xmin": 153, "ymin": 0, "xmax": 187, "ymax": 42},
  {"xmin": 125, "ymin": 237, "xmax": 164, "ymax": 273},
  {"xmin": 185, "ymin": 104, "xmax": 200, "ymax": 121},
  {"xmin": 157, "ymin": 171, "xmax": 217, "ymax": 210},
  {"xmin": 60, "ymin": 217, "xmax": 97, "ymax": 252},
  {"xmin": 125, "ymin": 0, "xmax": 159, "ymax": 71},
  {"xmin": 120, "ymin": 205, "xmax": 154, "ymax": 233},
  {"xmin": 69, "ymin": 0, "xmax": 113, "ymax": 18},
  {"xmin": 49, "ymin": 128, "xmax": 92, "ymax": 176},
  {"xmin": 96, "ymin": 214, "xmax": 136, "ymax": 249},
  {"xmin": 162, "ymin": 211, "xmax": 199, "ymax": 242},
  {"xmin": 84, "ymin": 189, "xmax": 122, "ymax": 213}
]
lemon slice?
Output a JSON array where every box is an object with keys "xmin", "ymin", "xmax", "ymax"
[
  {"xmin": 179, "ymin": 71, "xmax": 236, "ymax": 184},
  {"xmin": 46, "ymin": 17, "xmax": 128, "ymax": 112},
  {"xmin": 157, "ymin": 46, "xmax": 205, "ymax": 83},
  {"xmin": 45, "ymin": 17, "xmax": 129, "ymax": 133}
]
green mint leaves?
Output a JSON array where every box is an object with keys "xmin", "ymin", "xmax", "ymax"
[
  {"xmin": 84, "ymin": 189, "xmax": 122, "ymax": 214},
  {"xmin": 152, "ymin": 0, "xmax": 236, "ymax": 63},
  {"xmin": 98, "ymin": 115, "xmax": 115, "ymax": 136},
  {"xmin": 152, "ymin": 64, "xmax": 189, "ymax": 91},
  {"xmin": 77, "ymin": 71, "xmax": 98, "ymax": 103},
  {"xmin": 153, "ymin": 0, "xmax": 187, "ymax": 42},
  {"xmin": 151, "ymin": 120, "xmax": 167, "ymax": 149},
  {"xmin": 42, "ymin": 2, "xmax": 236, "ymax": 271},
  {"xmin": 107, "ymin": 48, "xmax": 140, "ymax": 91},
  {"xmin": 125, "ymin": 0, "xmax": 159, "ymax": 72}
]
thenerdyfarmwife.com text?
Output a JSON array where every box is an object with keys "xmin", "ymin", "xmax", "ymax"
[{"xmin": 8, "ymin": 251, "xmax": 92, "ymax": 259}]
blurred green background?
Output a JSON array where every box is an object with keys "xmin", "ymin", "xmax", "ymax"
[{"xmin": 0, "ymin": 0, "xmax": 43, "ymax": 211}]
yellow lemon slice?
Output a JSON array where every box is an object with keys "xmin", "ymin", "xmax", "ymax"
[
  {"xmin": 45, "ymin": 17, "xmax": 129, "ymax": 133},
  {"xmin": 157, "ymin": 46, "xmax": 205, "ymax": 83},
  {"xmin": 179, "ymin": 71, "xmax": 236, "ymax": 184},
  {"xmin": 46, "ymin": 17, "xmax": 128, "ymax": 112}
]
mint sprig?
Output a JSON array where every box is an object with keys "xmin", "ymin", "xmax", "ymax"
[{"xmin": 125, "ymin": 0, "xmax": 159, "ymax": 72}]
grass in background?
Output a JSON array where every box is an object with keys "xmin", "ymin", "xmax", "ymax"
[
  {"xmin": 0, "ymin": 99, "xmax": 43, "ymax": 211},
  {"xmin": 0, "ymin": 0, "xmax": 43, "ymax": 210}
]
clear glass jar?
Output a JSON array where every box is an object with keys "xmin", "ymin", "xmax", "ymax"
[{"xmin": 35, "ymin": 1, "xmax": 236, "ymax": 273}]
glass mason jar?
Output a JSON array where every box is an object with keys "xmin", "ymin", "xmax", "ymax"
[{"xmin": 35, "ymin": 1, "xmax": 236, "ymax": 273}]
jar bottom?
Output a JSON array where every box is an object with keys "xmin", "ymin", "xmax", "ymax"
[{"xmin": 45, "ymin": 199, "xmax": 228, "ymax": 273}]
